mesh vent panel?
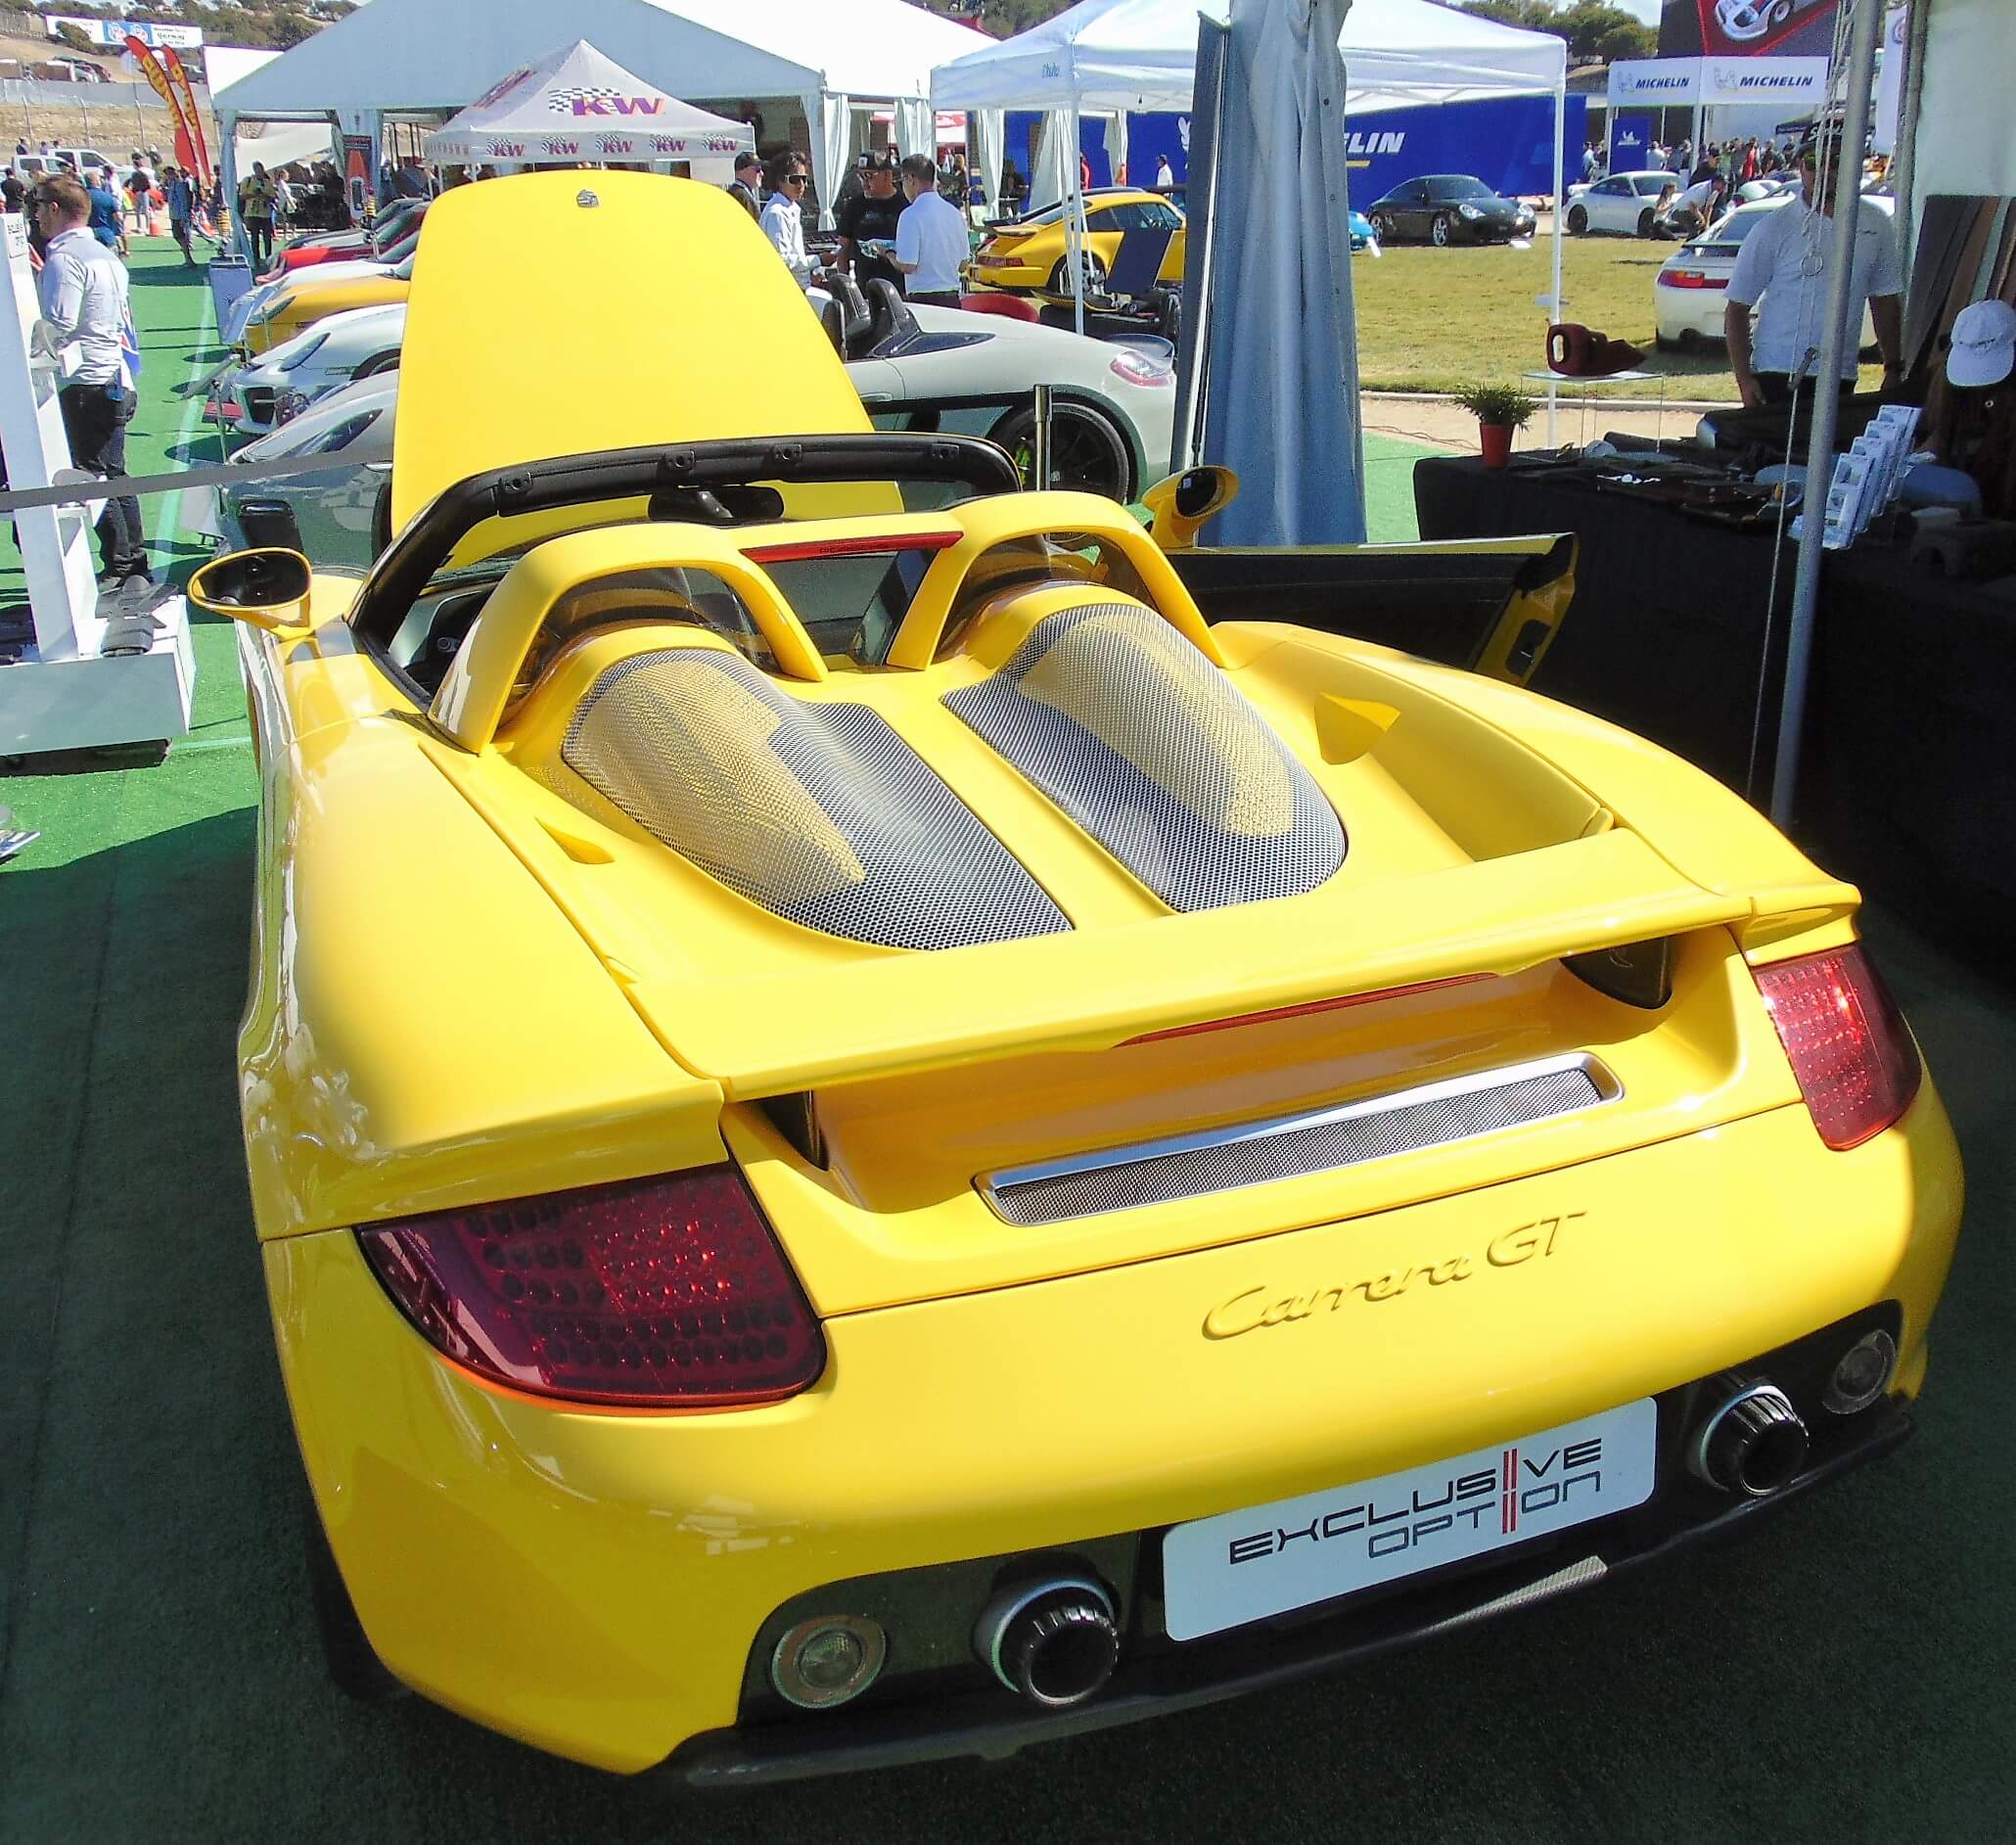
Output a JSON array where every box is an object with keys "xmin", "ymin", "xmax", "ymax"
[
  {"xmin": 983, "ymin": 1065, "xmax": 1605, "ymax": 1224},
  {"xmin": 943, "ymin": 603, "xmax": 1345, "ymax": 911},
  {"xmin": 563, "ymin": 649, "xmax": 1069, "ymax": 950}
]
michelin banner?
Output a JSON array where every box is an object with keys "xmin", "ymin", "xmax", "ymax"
[{"xmin": 1010, "ymin": 97, "xmax": 1586, "ymax": 208}]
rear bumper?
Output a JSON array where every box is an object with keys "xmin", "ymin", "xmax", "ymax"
[
  {"xmin": 970, "ymin": 256, "xmax": 1048, "ymax": 290},
  {"xmin": 667, "ymin": 1390, "xmax": 1912, "ymax": 1787},
  {"xmin": 265, "ymin": 1086, "xmax": 1961, "ymax": 1775}
]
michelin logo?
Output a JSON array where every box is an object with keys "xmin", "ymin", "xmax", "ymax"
[{"xmin": 1344, "ymin": 131, "xmax": 1406, "ymax": 156}]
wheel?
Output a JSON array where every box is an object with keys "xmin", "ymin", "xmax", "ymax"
[
  {"xmin": 1637, "ymin": 207, "xmax": 1656, "ymax": 237},
  {"xmin": 1654, "ymin": 330, "xmax": 1680, "ymax": 352},
  {"xmin": 1768, "ymin": 0, "xmax": 1792, "ymax": 22},
  {"xmin": 300, "ymin": 1488, "xmax": 407, "ymax": 1703},
  {"xmin": 1430, "ymin": 213, "xmax": 1451, "ymax": 248},
  {"xmin": 1154, "ymin": 291, "xmax": 1182, "ymax": 346},
  {"xmin": 988, "ymin": 399, "xmax": 1133, "ymax": 500},
  {"xmin": 1369, "ymin": 210, "xmax": 1395, "ymax": 243},
  {"xmin": 1047, "ymin": 252, "xmax": 1109, "ymax": 297},
  {"xmin": 1566, "ymin": 204, "xmax": 1587, "ymax": 236}
]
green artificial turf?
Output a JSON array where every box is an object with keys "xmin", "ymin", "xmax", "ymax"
[{"xmin": 2, "ymin": 242, "xmax": 2012, "ymax": 1843}]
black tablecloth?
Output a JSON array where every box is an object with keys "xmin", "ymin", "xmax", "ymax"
[{"xmin": 1414, "ymin": 455, "xmax": 2016, "ymax": 942}]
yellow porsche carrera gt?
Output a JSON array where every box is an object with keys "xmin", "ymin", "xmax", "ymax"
[{"xmin": 194, "ymin": 171, "xmax": 1962, "ymax": 1781}]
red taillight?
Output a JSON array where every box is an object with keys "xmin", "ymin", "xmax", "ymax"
[
  {"xmin": 1657, "ymin": 268, "xmax": 1727, "ymax": 290},
  {"xmin": 1753, "ymin": 945, "xmax": 1922, "ymax": 1150},
  {"xmin": 356, "ymin": 1168, "xmax": 825, "ymax": 1407}
]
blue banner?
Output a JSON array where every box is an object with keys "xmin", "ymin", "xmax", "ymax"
[{"xmin": 1610, "ymin": 112, "xmax": 1655, "ymax": 170}]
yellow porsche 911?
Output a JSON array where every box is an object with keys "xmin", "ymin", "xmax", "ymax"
[
  {"xmin": 970, "ymin": 186, "xmax": 1187, "ymax": 294},
  {"xmin": 194, "ymin": 172, "xmax": 1961, "ymax": 1782},
  {"xmin": 240, "ymin": 252, "xmax": 415, "ymax": 356}
]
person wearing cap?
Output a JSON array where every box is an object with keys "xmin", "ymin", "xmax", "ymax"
[
  {"xmin": 1931, "ymin": 298, "xmax": 2016, "ymax": 521},
  {"xmin": 835, "ymin": 149, "xmax": 905, "ymax": 299},
  {"xmin": 1724, "ymin": 133, "xmax": 1902, "ymax": 409},
  {"xmin": 726, "ymin": 150, "xmax": 763, "ymax": 222},
  {"xmin": 891, "ymin": 154, "xmax": 968, "ymax": 308}
]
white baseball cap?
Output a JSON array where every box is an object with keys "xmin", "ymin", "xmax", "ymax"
[{"xmin": 1947, "ymin": 299, "xmax": 2016, "ymax": 389}]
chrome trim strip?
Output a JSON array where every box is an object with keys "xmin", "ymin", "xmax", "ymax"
[{"xmin": 976, "ymin": 1052, "xmax": 1620, "ymax": 1221}]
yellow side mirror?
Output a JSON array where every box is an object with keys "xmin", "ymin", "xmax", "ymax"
[
  {"xmin": 1140, "ymin": 465, "xmax": 1240, "ymax": 551},
  {"xmin": 187, "ymin": 548, "xmax": 314, "ymax": 632}
]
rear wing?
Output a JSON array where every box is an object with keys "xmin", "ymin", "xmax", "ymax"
[{"xmin": 626, "ymin": 828, "xmax": 1752, "ymax": 1099}]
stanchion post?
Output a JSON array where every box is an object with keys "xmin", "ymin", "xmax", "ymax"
[
  {"xmin": 1032, "ymin": 382, "xmax": 1052, "ymax": 490},
  {"xmin": 1770, "ymin": 0, "xmax": 1885, "ymax": 827}
]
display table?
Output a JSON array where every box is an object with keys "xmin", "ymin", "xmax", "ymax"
[{"xmin": 1414, "ymin": 454, "xmax": 2016, "ymax": 942}]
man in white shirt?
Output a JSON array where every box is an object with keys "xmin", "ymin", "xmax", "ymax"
[
  {"xmin": 890, "ymin": 155, "xmax": 968, "ymax": 308},
  {"xmin": 758, "ymin": 155, "xmax": 824, "ymax": 291},
  {"xmin": 1725, "ymin": 133, "xmax": 1902, "ymax": 407},
  {"xmin": 32, "ymin": 173, "xmax": 148, "ymax": 587}
]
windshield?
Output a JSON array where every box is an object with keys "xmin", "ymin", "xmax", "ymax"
[
  {"xmin": 1426, "ymin": 176, "xmax": 1494, "ymax": 202},
  {"xmin": 1706, "ymin": 206, "xmax": 1779, "ymax": 244}
]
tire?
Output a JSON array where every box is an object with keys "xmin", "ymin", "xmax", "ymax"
[
  {"xmin": 1566, "ymin": 204, "xmax": 1587, "ymax": 236},
  {"xmin": 988, "ymin": 399, "xmax": 1133, "ymax": 500},
  {"xmin": 1430, "ymin": 213, "xmax": 1451, "ymax": 248},
  {"xmin": 301, "ymin": 1488, "xmax": 407, "ymax": 1703},
  {"xmin": 1047, "ymin": 253, "xmax": 1108, "ymax": 297},
  {"xmin": 1654, "ymin": 330, "xmax": 1680, "ymax": 352},
  {"xmin": 1768, "ymin": 0, "xmax": 1792, "ymax": 22},
  {"xmin": 1369, "ymin": 210, "xmax": 1395, "ymax": 244},
  {"xmin": 1637, "ymin": 208, "xmax": 1656, "ymax": 237}
]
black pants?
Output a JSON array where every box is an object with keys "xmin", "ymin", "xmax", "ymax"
[
  {"xmin": 906, "ymin": 289, "xmax": 961, "ymax": 309},
  {"xmin": 245, "ymin": 214, "xmax": 273, "ymax": 268},
  {"xmin": 1755, "ymin": 372, "xmax": 1856, "ymax": 406},
  {"xmin": 170, "ymin": 215, "xmax": 193, "ymax": 261},
  {"xmin": 59, "ymin": 382, "xmax": 145, "ymax": 576}
]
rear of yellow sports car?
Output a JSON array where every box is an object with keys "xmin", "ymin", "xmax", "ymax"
[{"xmin": 222, "ymin": 172, "xmax": 1961, "ymax": 1781}]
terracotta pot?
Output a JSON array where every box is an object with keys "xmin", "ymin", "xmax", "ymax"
[{"xmin": 1479, "ymin": 421, "xmax": 1515, "ymax": 468}]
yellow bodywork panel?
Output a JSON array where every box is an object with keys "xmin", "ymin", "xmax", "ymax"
[
  {"xmin": 246, "ymin": 270, "xmax": 412, "ymax": 355},
  {"xmin": 390, "ymin": 171, "xmax": 871, "ymax": 531}
]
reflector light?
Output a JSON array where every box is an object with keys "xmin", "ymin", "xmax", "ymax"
[
  {"xmin": 1110, "ymin": 347, "xmax": 1176, "ymax": 388},
  {"xmin": 1657, "ymin": 269, "xmax": 1727, "ymax": 290},
  {"xmin": 355, "ymin": 1168, "xmax": 825, "ymax": 1407},
  {"xmin": 1753, "ymin": 945, "xmax": 1922, "ymax": 1150}
]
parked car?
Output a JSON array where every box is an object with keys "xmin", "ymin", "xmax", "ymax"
[
  {"xmin": 1362, "ymin": 175, "xmax": 1536, "ymax": 247},
  {"xmin": 971, "ymin": 187, "xmax": 1186, "ymax": 294},
  {"xmin": 10, "ymin": 145, "xmax": 117, "ymax": 182},
  {"xmin": 240, "ymin": 251, "xmax": 416, "ymax": 355},
  {"xmin": 186, "ymin": 167, "xmax": 1963, "ymax": 1780},
  {"xmin": 207, "ymin": 301, "xmax": 406, "ymax": 437},
  {"xmin": 1653, "ymin": 193, "xmax": 1894, "ymax": 351},
  {"xmin": 271, "ymin": 198, "xmax": 426, "ymax": 276},
  {"xmin": 1564, "ymin": 170, "xmax": 1681, "ymax": 238},
  {"xmin": 36, "ymin": 57, "xmax": 110, "ymax": 82},
  {"xmin": 189, "ymin": 375, "xmax": 395, "ymax": 566}
]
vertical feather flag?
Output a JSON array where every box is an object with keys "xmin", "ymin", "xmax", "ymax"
[
  {"xmin": 124, "ymin": 36, "xmax": 200, "ymax": 178},
  {"xmin": 160, "ymin": 48, "xmax": 212, "ymax": 183}
]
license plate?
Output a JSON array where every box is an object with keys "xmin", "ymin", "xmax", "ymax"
[{"xmin": 1163, "ymin": 1399, "xmax": 1657, "ymax": 1641}]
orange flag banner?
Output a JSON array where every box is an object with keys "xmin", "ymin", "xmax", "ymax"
[
  {"xmin": 124, "ymin": 36, "xmax": 200, "ymax": 176},
  {"xmin": 160, "ymin": 47, "xmax": 212, "ymax": 183}
]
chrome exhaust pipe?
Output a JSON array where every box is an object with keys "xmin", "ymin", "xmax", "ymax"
[
  {"xmin": 974, "ymin": 1576, "xmax": 1119, "ymax": 1708},
  {"xmin": 1689, "ymin": 1375, "xmax": 1809, "ymax": 1499}
]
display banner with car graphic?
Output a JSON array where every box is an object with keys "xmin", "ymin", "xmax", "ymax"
[{"xmin": 1661, "ymin": 0, "xmax": 1843, "ymax": 59}]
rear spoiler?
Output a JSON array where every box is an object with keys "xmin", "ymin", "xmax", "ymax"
[{"xmin": 626, "ymin": 829, "xmax": 1756, "ymax": 1099}]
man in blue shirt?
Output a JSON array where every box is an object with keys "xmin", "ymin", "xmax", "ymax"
[
  {"xmin": 161, "ymin": 162, "xmax": 198, "ymax": 265},
  {"xmin": 86, "ymin": 167, "xmax": 124, "ymax": 254}
]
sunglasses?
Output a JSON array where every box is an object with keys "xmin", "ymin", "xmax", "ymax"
[{"xmin": 783, "ymin": 174, "xmax": 808, "ymax": 187}]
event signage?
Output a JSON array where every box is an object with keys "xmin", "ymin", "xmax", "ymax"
[
  {"xmin": 124, "ymin": 35, "xmax": 201, "ymax": 178},
  {"xmin": 160, "ymin": 46, "xmax": 211, "ymax": 181},
  {"xmin": 45, "ymin": 15, "xmax": 202, "ymax": 50},
  {"xmin": 1608, "ymin": 57, "xmax": 1702, "ymax": 104},
  {"xmin": 1701, "ymin": 57, "xmax": 1829, "ymax": 105}
]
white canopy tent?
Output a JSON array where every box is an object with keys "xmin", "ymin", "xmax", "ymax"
[
  {"xmin": 210, "ymin": 0, "xmax": 988, "ymax": 235},
  {"xmin": 424, "ymin": 40, "xmax": 753, "ymax": 174},
  {"xmin": 934, "ymin": 0, "xmax": 1569, "ymax": 360}
]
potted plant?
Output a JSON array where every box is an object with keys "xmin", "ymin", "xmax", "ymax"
[{"xmin": 1454, "ymin": 384, "xmax": 1536, "ymax": 469}]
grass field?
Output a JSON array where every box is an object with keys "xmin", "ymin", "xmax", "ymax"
[{"xmin": 1352, "ymin": 229, "xmax": 1887, "ymax": 401}]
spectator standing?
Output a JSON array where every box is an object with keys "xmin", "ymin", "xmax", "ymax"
[
  {"xmin": 999, "ymin": 159, "xmax": 1028, "ymax": 212},
  {"xmin": 1156, "ymin": 153, "xmax": 1175, "ymax": 190},
  {"xmin": 940, "ymin": 150, "xmax": 969, "ymax": 208},
  {"xmin": 31, "ymin": 174, "xmax": 148, "ymax": 589},
  {"xmin": 239, "ymin": 161, "xmax": 277, "ymax": 268},
  {"xmin": 85, "ymin": 167, "xmax": 123, "ymax": 254},
  {"xmin": 1725, "ymin": 132, "xmax": 1902, "ymax": 408},
  {"xmin": 726, "ymin": 151, "xmax": 763, "ymax": 221},
  {"xmin": 758, "ymin": 156, "xmax": 822, "ymax": 289},
  {"xmin": 162, "ymin": 163, "xmax": 197, "ymax": 265},
  {"xmin": 891, "ymin": 154, "xmax": 968, "ymax": 307},
  {"xmin": 1, "ymin": 169, "xmax": 25, "ymax": 216},
  {"xmin": 835, "ymin": 149, "xmax": 904, "ymax": 298}
]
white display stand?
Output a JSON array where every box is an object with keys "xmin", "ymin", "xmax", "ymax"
[{"xmin": 0, "ymin": 213, "xmax": 193, "ymax": 756}]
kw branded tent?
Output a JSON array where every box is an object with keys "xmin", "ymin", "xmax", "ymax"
[
  {"xmin": 424, "ymin": 41, "xmax": 753, "ymax": 170},
  {"xmin": 210, "ymin": 0, "xmax": 988, "ymax": 236}
]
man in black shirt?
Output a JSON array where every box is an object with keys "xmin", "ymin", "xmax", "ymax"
[{"xmin": 835, "ymin": 149, "xmax": 904, "ymax": 298}]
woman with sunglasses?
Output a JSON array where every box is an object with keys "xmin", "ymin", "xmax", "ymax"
[{"xmin": 758, "ymin": 156, "xmax": 823, "ymax": 290}]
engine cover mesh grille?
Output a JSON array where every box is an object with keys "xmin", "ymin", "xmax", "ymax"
[
  {"xmin": 942, "ymin": 602, "xmax": 1345, "ymax": 911},
  {"xmin": 981, "ymin": 1062, "xmax": 1608, "ymax": 1225},
  {"xmin": 563, "ymin": 649, "xmax": 1069, "ymax": 950}
]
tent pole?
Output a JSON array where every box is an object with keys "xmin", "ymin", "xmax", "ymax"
[
  {"xmin": 1549, "ymin": 70, "xmax": 1565, "ymax": 445},
  {"xmin": 1891, "ymin": 0, "xmax": 1930, "ymax": 317},
  {"xmin": 1069, "ymin": 99, "xmax": 1086, "ymax": 336},
  {"xmin": 1771, "ymin": 0, "xmax": 1884, "ymax": 827}
]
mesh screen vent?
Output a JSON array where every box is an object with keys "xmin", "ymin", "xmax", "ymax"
[
  {"xmin": 563, "ymin": 649, "xmax": 1069, "ymax": 951},
  {"xmin": 981, "ymin": 1061, "xmax": 1610, "ymax": 1225},
  {"xmin": 942, "ymin": 602, "xmax": 1345, "ymax": 912}
]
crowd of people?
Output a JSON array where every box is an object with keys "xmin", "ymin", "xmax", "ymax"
[{"xmin": 739, "ymin": 144, "xmax": 977, "ymax": 315}]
